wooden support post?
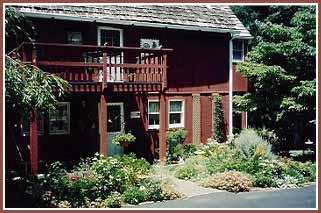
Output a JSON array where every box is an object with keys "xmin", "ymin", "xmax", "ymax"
[
  {"xmin": 99, "ymin": 93, "xmax": 107, "ymax": 155},
  {"xmin": 30, "ymin": 110, "xmax": 38, "ymax": 174},
  {"xmin": 30, "ymin": 47, "xmax": 38, "ymax": 174},
  {"xmin": 159, "ymin": 92, "xmax": 166, "ymax": 163}
]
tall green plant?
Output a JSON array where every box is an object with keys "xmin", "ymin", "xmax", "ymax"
[
  {"xmin": 233, "ymin": 6, "xmax": 316, "ymax": 149},
  {"xmin": 212, "ymin": 94, "xmax": 226, "ymax": 143}
]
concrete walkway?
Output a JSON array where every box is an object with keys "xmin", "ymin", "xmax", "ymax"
[
  {"xmin": 169, "ymin": 176, "xmax": 219, "ymax": 197},
  {"xmin": 153, "ymin": 165, "xmax": 219, "ymax": 198}
]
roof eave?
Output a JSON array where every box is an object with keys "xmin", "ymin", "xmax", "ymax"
[{"xmin": 22, "ymin": 11, "xmax": 249, "ymax": 36}]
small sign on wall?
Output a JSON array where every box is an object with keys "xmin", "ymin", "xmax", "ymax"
[{"xmin": 130, "ymin": 111, "xmax": 141, "ymax": 119}]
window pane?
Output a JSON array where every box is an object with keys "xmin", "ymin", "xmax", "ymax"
[
  {"xmin": 149, "ymin": 114, "xmax": 160, "ymax": 126},
  {"xmin": 100, "ymin": 30, "xmax": 120, "ymax": 46},
  {"xmin": 233, "ymin": 50, "xmax": 243, "ymax": 61},
  {"xmin": 233, "ymin": 40, "xmax": 243, "ymax": 50},
  {"xmin": 49, "ymin": 103, "xmax": 69, "ymax": 134},
  {"xmin": 170, "ymin": 101, "xmax": 182, "ymax": 112},
  {"xmin": 149, "ymin": 102, "xmax": 159, "ymax": 113},
  {"xmin": 169, "ymin": 113, "xmax": 181, "ymax": 125},
  {"xmin": 108, "ymin": 105, "xmax": 121, "ymax": 132}
]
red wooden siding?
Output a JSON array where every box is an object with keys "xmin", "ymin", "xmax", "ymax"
[{"xmin": 233, "ymin": 64, "xmax": 248, "ymax": 91}]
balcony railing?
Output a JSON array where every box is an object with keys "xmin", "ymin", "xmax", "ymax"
[{"xmin": 18, "ymin": 42, "xmax": 172, "ymax": 91}]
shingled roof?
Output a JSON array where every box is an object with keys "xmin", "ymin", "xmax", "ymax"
[{"xmin": 10, "ymin": 4, "xmax": 252, "ymax": 39}]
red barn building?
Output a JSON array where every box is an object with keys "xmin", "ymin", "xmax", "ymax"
[{"xmin": 6, "ymin": 5, "xmax": 252, "ymax": 173}]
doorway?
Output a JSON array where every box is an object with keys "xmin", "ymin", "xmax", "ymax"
[{"xmin": 107, "ymin": 102, "xmax": 125, "ymax": 156}]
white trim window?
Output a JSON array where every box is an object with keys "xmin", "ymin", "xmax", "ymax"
[
  {"xmin": 49, "ymin": 102, "xmax": 70, "ymax": 135},
  {"xmin": 168, "ymin": 100, "xmax": 184, "ymax": 128},
  {"xmin": 148, "ymin": 100, "xmax": 160, "ymax": 129},
  {"xmin": 232, "ymin": 40, "xmax": 244, "ymax": 62},
  {"xmin": 97, "ymin": 26, "xmax": 123, "ymax": 47}
]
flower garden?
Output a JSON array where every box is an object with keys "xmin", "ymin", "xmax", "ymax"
[{"xmin": 6, "ymin": 128, "xmax": 315, "ymax": 208}]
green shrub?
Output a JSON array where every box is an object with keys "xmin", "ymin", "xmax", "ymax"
[
  {"xmin": 160, "ymin": 181, "xmax": 183, "ymax": 200},
  {"xmin": 182, "ymin": 144, "xmax": 198, "ymax": 159},
  {"xmin": 123, "ymin": 187, "xmax": 145, "ymax": 205},
  {"xmin": 103, "ymin": 192, "xmax": 122, "ymax": 208},
  {"xmin": 166, "ymin": 128, "xmax": 188, "ymax": 161},
  {"xmin": 256, "ymin": 128, "xmax": 279, "ymax": 151},
  {"xmin": 202, "ymin": 171, "xmax": 253, "ymax": 193},
  {"xmin": 234, "ymin": 129, "xmax": 275, "ymax": 159},
  {"xmin": 212, "ymin": 93, "xmax": 226, "ymax": 143},
  {"xmin": 281, "ymin": 159, "xmax": 315, "ymax": 183},
  {"xmin": 174, "ymin": 156, "xmax": 207, "ymax": 180},
  {"xmin": 140, "ymin": 179, "xmax": 163, "ymax": 202},
  {"xmin": 36, "ymin": 154, "xmax": 151, "ymax": 207}
]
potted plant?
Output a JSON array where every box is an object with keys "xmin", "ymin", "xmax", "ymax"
[{"xmin": 112, "ymin": 132, "xmax": 136, "ymax": 148}]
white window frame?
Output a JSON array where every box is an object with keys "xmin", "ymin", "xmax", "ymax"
[
  {"xmin": 97, "ymin": 26, "xmax": 123, "ymax": 47},
  {"xmin": 148, "ymin": 100, "xmax": 160, "ymax": 130},
  {"xmin": 168, "ymin": 99, "xmax": 185, "ymax": 129},
  {"xmin": 49, "ymin": 102, "xmax": 70, "ymax": 135},
  {"xmin": 232, "ymin": 40, "xmax": 245, "ymax": 62}
]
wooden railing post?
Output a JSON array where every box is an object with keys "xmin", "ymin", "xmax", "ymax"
[
  {"xmin": 102, "ymin": 52, "xmax": 107, "ymax": 88},
  {"xmin": 162, "ymin": 54, "xmax": 167, "ymax": 89},
  {"xmin": 30, "ymin": 46, "xmax": 38, "ymax": 174}
]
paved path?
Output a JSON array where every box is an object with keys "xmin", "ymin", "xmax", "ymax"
[{"xmin": 135, "ymin": 184, "xmax": 316, "ymax": 208}]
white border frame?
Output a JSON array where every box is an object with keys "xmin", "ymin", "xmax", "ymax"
[
  {"xmin": 107, "ymin": 102, "xmax": 125, "ymax": 134},
  {"xmin": 49, "ymin": 102, "xmax": 70, "ymax": 135},
  {"xmin": 3, "ymin": 3, "xmax": 318, "ymax": 211},
  {"xmin": 168, "ymin": 99, "xmax": 185, "ymax": 129},
  {"xmin": 148, "ymin": 100, "xmax": 160, "ymax": 130}
]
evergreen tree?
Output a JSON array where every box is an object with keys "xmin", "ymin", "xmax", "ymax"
[
  {"xmin": 212, "ymin": 94, "xmax": 226, "ymax": 143},
  {"xmin": 232, "ymin": 6, "xmax": 316, "ymax": 149}
]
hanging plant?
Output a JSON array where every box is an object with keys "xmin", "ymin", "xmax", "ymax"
[{"xmin": 112, "ymin": 132, "xmax": 136, "ymax": 147}]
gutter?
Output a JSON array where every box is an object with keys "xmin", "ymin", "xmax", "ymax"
[
  {"xmin": 228, "ymin": 34, "xmax": 234, "ymax": 137},
  {"xmin": 21, "ymin": 11, "xmax": 243, "ymax": 35}
]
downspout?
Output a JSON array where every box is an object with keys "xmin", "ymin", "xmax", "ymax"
[{"xmin": 228, "ymin": 34, "xmax": 234, "ymax": 137}]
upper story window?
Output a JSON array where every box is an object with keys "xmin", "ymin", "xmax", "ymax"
[
  {"xmin": 148, "ymin": 100, "xmax": 160, "ymax": 129},
  {"xmin": 169, "ymin": 100, "xmax": 184, "ymax": 128},
  {"xmin": 98, "ymin": 27, "xmax": 122, "ymax": 46},
  {"xmin": 232, "ymin": 40, "xmax": 244, "ymax": 62},
  {"xmin": 140, "ymin": 39, "xmax": 160, "ymax": 49},
  {"xmin": 67, "ymin": 32, "xmax": 83, "ymax": 45},
  {"xmin": 49, "ymin": 102, "xmax": 70, "ymax": 135},
  {"xmin": 21, "ymin": 113, "xmax": 44, "ymax": 136}
]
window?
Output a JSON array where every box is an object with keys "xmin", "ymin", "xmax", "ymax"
[
  {"xmin": 148, "ymin": 100, "xmax": 160, "ymax": 129},
  {"xmin": 49, "ymin": 102, "xmax": 70, "ymax": 135},
  {"xmin": 232, "ymin": 40, "xmax": 244, "ymax": 62},
  {"xmin": 169, "ymin": 100, "xmax": 184, "ymax": 128},
  {"xmin": 21, "ymin": 113, "xmax": 44, "ymax": 136},
  {"xmin": 67, "ymin": 32, "xmax": 82, "ymax": 45},
  {"xmin": 140, "ymin": 38, "xmax": 160, "ymax": 49},
  {"xmin": 98, "ymin": 28, "xmax": 122, "ymax": 46}
]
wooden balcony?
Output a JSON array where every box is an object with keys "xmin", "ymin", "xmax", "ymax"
[{"xmin": 18, "ymin": 42, "xmax": 172, "ymax": 92}]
